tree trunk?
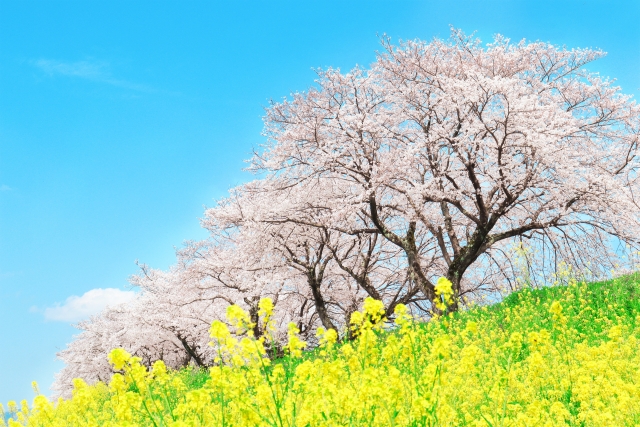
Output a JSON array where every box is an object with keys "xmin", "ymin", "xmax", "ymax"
[
  {"xmin": 178, "ymin": 336, "xmax": 206, "ymax": 367},
  {"xmin": 308, "ymin": 271, "xmax": 337, "ymax": 331}
]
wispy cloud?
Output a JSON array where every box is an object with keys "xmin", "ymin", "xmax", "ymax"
[
  {"xmin": 0, "ymin": 270, "xmax": 20, "ymax": 281},
  {"xmin": 34, "ymin": 59, "xmax": 107, "ymax": 79},
  {"xmin": 33, "ymin": 59, "xmax": 155, "ymax": 93},
  {"xmin": 0, "ymin": 184, "xmax": 12, "ymax": 192},
  {"xmin": 43, "ymin": 288, "xmax": 137, "ymax": 322}
]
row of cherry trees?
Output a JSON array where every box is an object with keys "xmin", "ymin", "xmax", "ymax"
[{"xmin": 53, "ymin": 30, "xmax": 640, "ymax": 395}]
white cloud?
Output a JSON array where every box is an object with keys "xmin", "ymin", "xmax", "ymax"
[
  {"xmin": 34, "ymin": 59, "xmax": 107, "ymax": 79},
  {"xmin": 32, "ymin": 59, "xmax": 155, "ymax": 93},
  {"xmin": 0, "ymin": 184, "xmax": 12, "ymax": 192},
  {"xmin": 44, "ymin": 288, "xmax": 137, "ymax": 322}
]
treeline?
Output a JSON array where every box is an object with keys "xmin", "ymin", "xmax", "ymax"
[{"xmin": 53, "ymin": 29, "xmax": 640, "ymax": 396}]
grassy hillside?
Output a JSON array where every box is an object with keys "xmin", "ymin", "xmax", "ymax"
[{"xmin": 3, "ymin": 273, "xmax": 640, "ymax": 426}]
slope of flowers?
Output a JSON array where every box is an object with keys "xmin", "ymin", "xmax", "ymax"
[{"xmin": 4, "ymin": 273, "xmax": 640, "ymax": 426}]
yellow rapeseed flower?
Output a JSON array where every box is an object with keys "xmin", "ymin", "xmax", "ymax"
[
  {"xmin": 285, "ymin": 322, "xmax": 306, "ymax": 357},
  {"xmin": 435, "ymin": 277, "xmax": 454, "ymax": 311},
  {"xmin": 107, "ymin": 348, "xmax": 131, "ymax": 371}
]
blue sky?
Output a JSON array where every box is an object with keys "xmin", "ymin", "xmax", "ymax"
[{"xmin": 0, "ymin": 0, "xmax": 638, "ymax": 403}]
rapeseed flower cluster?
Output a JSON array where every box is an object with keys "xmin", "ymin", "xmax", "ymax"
[
  {"xmin": 4, "ymin": 273, "xmax": 640, "ymax": 426},
  {"xmin": 434, "ymin": 277, "xmax": 454, "ymax": 312}
]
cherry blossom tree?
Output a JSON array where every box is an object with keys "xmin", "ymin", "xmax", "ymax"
[
  {"xmin": 202, "ymin": 177, "xmax": 419, "ymax": 330},
  {"xmin": 254, "ymin": 29, "xmax": 640, "ymax": 311},
  {"xmin": 53, "ymin": 265, "xmax": 220, "ymax": 397}
]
